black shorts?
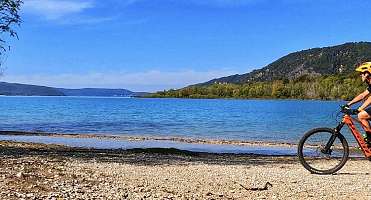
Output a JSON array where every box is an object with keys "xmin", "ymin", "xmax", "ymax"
[{"xmin": 365, "ymin": 107, "xmax": 371, "ymax": 116}]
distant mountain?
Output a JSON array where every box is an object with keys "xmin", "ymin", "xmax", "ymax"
[
  {"xmin": 131, "ymin": 92, "xmax": 151, "ymax": 97},
  {"xmin": 0, "ymin": 82, "xmax": 64, "ymax": 96},
  {"xmin": 57, "ymin": 88, "xmax": 134, "ymax": 97},
  {"xmin": 0, "ymin": 82, "xmax": 146, "ymax": 97},
  {"xmin": 198, "ymin": 42, "xmax": 371, "ymax": 86}
]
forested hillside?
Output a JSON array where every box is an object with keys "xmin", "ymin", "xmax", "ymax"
[
  {"xmin": 150, "ymin": 42, "xmax": 371, "ymax": 100},
  {"xmin": 149, "ymin": 74, "xmax": 364, "ymax": 100},
  {"xmin": 199, "ymin": 42, "xmax": 371, "ymax": 85}
]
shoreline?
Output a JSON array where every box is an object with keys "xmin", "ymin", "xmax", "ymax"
[
  {"xmin": 0, "ymin": 130, "xmax": 300, "ymax": 156},
  {"xmin": 0, "ymin": 95, "xmax": 343, "ymax": 101},
  {"xmin": 0, "ymin": 130, "xmax": 364, "ymax": 156},
  {"xmin": 0, "ymin": 140, "xmax": 370, "ymax": 199},
  {"xmin": 0, "ymin": 130, "xmax": 299, "ymax": 147}
]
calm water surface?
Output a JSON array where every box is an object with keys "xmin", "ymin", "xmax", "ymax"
[{"xmin": 0, "ymin": 97, "xmax": 351, "ymax": 143}]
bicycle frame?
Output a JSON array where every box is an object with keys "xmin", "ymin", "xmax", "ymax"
[{"xmin": 335, "ymin": 114, "xmax": 371, "ymax": 158}]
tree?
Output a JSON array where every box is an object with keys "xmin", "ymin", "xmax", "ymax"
[{"xmin": 0, "ymin": 0, "xmax": 22, "ymax": 74}]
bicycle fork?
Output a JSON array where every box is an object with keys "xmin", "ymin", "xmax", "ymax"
[{"xmin": 321, "ymin": 122, "xmax": 345, "ymax": 155}]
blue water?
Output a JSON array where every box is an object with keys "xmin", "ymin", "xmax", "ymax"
[{"xmin": 0, "ymin": 96, "xmax": 352, "ymax": 143}]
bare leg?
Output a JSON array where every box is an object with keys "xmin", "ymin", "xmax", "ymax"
[{"xmin": 358, "ymin": 111, "xmax": 371, "ymax": 132}]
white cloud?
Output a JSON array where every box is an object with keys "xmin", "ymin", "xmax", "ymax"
[
  {"xmin": 58, "ymin": 15, "xmax": 118, "ymax": 25},
  {"xmin": 2, "ymin": 69, "xmax": 240, "ymax": 92},
  {"xmin": 23, "ymin": 0, "xmax": 94, "ymax": 20}
]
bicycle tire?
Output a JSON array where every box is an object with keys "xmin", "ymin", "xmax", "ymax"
[{"xmin": 298, "ymin": 127, "xmax": 349, "ymax": 175}]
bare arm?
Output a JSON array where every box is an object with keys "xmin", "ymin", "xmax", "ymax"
[
  {"xmin": 359, "ymin": 94, "xmax": 371, "ymax": 110},
  {"xmin": 347, "ymin": 89, "xmax": 370, "ymax": 107}
]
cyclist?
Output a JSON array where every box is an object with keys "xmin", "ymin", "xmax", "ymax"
[{"xmin": 344, "ymin": 62, "xmax": 371, "ymax": 145}]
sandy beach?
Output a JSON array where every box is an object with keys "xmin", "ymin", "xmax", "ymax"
[{"xmin": 0, "ymin": 140, "xmax": 370, "ymax": 200}]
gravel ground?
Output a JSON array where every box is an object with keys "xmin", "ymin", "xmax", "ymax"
[{"xmin": 0, "ymin": 141, "xmax": 370, "ymax": 200}]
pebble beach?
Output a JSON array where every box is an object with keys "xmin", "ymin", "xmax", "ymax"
[{"xmin": 0, "ymin": 140, "xmax": 370, "ymax": 200}]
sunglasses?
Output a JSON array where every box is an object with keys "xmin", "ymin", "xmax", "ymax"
[{"xmin": 360, "ymin": 72, "xmax": 369, "ymax": 76}]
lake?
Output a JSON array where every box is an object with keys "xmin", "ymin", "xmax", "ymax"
[{"xmin": 0, "ymin": 96, "xmax": 353, "ymax": 145}]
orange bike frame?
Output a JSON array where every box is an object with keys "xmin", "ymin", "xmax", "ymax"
[{"xmin": 342, "ymin": 115, "xmax": 371, "ymax": 158}]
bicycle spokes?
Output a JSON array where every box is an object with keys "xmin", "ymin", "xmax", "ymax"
[
  {"xmin": 298, "ymin": 128, "xmax": 349, "ymax": 174},
  {"xmin": 319, "ymin": 146, "xmax": 332, "ymax": 156}
]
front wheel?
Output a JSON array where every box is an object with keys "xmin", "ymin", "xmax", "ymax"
[{"xmin": 298, "ymin": 128, "xmax": 349, "ymax": 174}]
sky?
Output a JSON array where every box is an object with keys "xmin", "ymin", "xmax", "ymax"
[{"xmin": 1, "ymin": 0, "xmax": 371, "ymax": 92}]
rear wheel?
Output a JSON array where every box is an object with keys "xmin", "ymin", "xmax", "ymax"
[{"xmin": 298, "ymin": 128, "xmax": 349, "ymax": 174}]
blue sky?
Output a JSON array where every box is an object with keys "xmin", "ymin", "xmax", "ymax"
[{"xmin": 1, "ymin": 0, "xmax": 371, "ymax": 92}]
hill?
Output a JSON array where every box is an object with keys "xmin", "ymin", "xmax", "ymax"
[
  {"xmin": 0, "ymin": 82, "xmax": 65, "ymax": 96},
  {"xmin": 57, "ymin": 88, "xmax": 134, "ymax": 97},
  {"xmin": 199, "ymin": 42, "xmax": 371, "ymax": 86},
  {"xmin": 149, "ymin": 42, "xmax": 371, "ymax": 100},
  {"xmin": 0, "ymin": 82, "xmax": 144, "ymax": 97}
]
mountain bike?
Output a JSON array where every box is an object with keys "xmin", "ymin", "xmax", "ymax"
[{"xmin": 297, "ymin": 107, "xmax": 371, "ymax": 174}]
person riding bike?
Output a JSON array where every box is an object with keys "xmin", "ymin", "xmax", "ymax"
[{"xmin": 344, "ymin": 62, "xmax": 371, "ymax": 145}]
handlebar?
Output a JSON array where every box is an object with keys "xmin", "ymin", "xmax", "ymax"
[{"xmin": 340, "ymin": 105, "xmax": 359, "ymax": 115}]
